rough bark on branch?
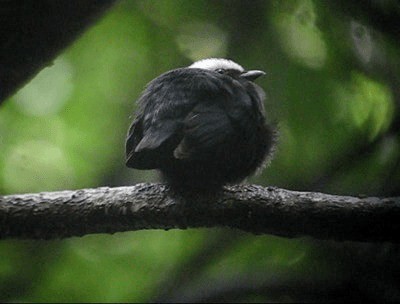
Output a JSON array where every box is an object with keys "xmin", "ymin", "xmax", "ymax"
[{"xmin": 0, "ymin": 183, "xmax": 399, "ymax": 242}]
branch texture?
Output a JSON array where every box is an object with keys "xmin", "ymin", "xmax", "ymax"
[{"xmin": 0, "ymin": 183, "xmax": 399, "ymax": 242}]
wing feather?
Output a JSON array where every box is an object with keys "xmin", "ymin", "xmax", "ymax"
[
  {"xmin": 125, "ymin": 68, "xmax": 257, "ymax": 169},
  {"xmin": 173, "ymin": 103, "xmax": 233, "ymax": 160},
  {"xmin": 126, "ymin": 69, "xmax": 219, "ymax": 168}
]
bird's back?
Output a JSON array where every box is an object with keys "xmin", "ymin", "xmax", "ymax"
[{"xmin": 126, "ymin": 61, "xmax": 275, "ymax": 191}]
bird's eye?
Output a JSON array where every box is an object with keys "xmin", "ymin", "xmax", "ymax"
[{"xmin": 215, "ymin": 68, "xmax": 226, "ymax": 74}]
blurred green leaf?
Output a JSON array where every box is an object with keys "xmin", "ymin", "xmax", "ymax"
[
  {"xmin": 271, "ymin": 0, "xmax": 327, "ymax": 69},
  {"xmin": 334, "ymin": 72, "xmax": 394, "ymax": 140}
]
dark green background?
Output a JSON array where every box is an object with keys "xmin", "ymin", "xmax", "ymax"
[{"xmin": 0, "ymin": 0, "xmax": 399, "ymax": 302}]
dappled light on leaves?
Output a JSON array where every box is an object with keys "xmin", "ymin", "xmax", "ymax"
[
  {"xmin": 350, "ymin": 21, "xmax": 374, "ymax": 65},
  {"xmin": 0, "ymin": 3, "xmax": 156, "ymax": 192},
  {"xmin": 31, "ymin": 230, "xmax": 206, "ymax": 302},
  {"xmin": 334, "ymin": 72, "xmax": 394, "ymax": 141},
  {"xmin": 377, "ymin": 136, "xmax": 399, "ymax": 166},
  {"xmin": 2, "ymin": 140, "xmax": 75, "ymax": 193},
  {"xmin": 271, "ymin": 0, "xmax": 327, "ymax": 69},
  {"xmin": 175, "ymin": 21, "xmax": 228, "ymax": 61},
  {"xmin": 207, "ymin": 236, "xmax": 309, "ymax": 276},
  {"xmin": 0, "ymin": 0, "xmax": 400, "ymax": 302},
  {"xmin": 13, "ymin": 57, "xmax": 74, "ymax": 117}
]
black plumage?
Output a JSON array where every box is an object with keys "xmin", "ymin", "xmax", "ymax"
[{"xmin": 125, "ymin": 59, "xmax": 275, "ymax": 191}]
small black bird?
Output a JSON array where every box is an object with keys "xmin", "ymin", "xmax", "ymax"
[{"xmin": 125, "ymin": 58, "xmax": 275, "ymax": 191}]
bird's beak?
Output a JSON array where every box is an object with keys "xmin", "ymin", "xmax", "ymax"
[{"xmin": 240, "ymin": 70, "xmax": 266, "ymax": 81}]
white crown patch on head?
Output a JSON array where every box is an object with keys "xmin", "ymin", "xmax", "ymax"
[{"xmin": 189, "ymin": 58, "xmax": 244, "ymax": 72}]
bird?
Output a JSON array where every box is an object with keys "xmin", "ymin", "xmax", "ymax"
[{"xmin": 125, "ymin": 58, "xmax": 276, "ymax": 192}]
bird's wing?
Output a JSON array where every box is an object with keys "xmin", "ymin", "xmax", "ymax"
[
  {"xmin": 173, "ymin": 102, "xmax": 233, "ymax": 160},
  {"xmin": 126, "ymin": 114, "xmax": 180, "ymax": 169},
  {"xmin": 173, "ymin": 80, "xmax": 258, "ymax": 161},
  {"xmin": 125, "ymin": 69, "xmax": 206, "ymax": 169},
  {"xmin": 125, "ymin": 68, "xmax": 257, "ymax": 168}
]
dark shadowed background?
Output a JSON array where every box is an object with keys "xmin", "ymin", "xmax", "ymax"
[{"xmin": 0, "ymin": 0, "xmax": 399, "ymax": 302}]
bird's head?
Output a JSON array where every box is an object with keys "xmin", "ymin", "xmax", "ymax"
[{"xmin": 188, "ymin": 58, "xmax": 265, "ymax": 81}]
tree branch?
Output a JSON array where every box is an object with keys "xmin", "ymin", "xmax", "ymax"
[
  {"xmin": 0, "ymin": 183, "xmax": 399, "ymax": 242},
  {"xmin": 0, "ymin": 0, "xmax": 116, "ymax": 104}
]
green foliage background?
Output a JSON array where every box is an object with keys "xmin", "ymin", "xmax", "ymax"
[{"xmin": 0, "ymin": 0, "xmax": 399, "ymax": 302}]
